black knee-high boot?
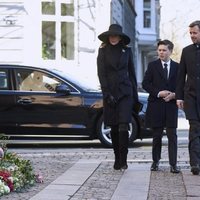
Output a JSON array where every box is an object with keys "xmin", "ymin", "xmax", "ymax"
[
  {"xmin": 110, "ymin": 126, "xmax": 120, "ymax": 170},
  {"xmin": 119, "ymin": 128, "xmax": 129, "ymax": 169}
]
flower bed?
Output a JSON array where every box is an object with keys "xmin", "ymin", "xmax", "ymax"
[{"xmin": 0, "ymin": 135, "xmax": 40, "ymax": 197}]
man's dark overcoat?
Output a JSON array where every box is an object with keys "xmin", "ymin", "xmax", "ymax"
[
  {"xmin": 97, "ymin": 44, "xmax": 138, "ymax": 126},
  {"xmin": 176, "ymin": 44, "xmax": 200, "ymax": 120},
  {"xmin": 142, "ymin": 59, "xmax": 179, "ymax": 128}
]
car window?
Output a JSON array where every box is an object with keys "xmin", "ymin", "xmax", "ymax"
[
  {"xmin": 52, "ymin": 69, "xmax": 100, "ymax": 92},
  {"xmin": 16, "ymin": 69, "xmax": 63, "ymax": 92},
  {"xmin": 0, "ymin": 70, "xmax": 8, "ymax": 90}
]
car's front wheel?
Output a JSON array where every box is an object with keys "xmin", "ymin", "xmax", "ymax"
[{"xmin": 96, "ymin": 115, "xmax": 138, "ymax": 147}]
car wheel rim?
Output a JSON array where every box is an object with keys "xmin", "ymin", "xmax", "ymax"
[{"xmin": 101, "ymin": 122, "xmax": 132, "ymax": 145}]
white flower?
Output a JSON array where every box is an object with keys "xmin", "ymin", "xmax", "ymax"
[
  {"xmin": 7, "ymin": 165, "xmax": 15, "ymax": 172},
  {"xmin": 0, "ymin": 148, "xmax": 4, "ymax": 159},
  {"xmin": 4, "ymin": 185, "xmax": 10, "ymax": 194},
  {"xmin": 0, "ymin": 180, "xmax": 10, "ymax": 195}
]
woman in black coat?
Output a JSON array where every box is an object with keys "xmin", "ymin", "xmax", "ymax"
[{"xmin": 97, "ymin": 24, "xmax": 138, "ymax": 170}]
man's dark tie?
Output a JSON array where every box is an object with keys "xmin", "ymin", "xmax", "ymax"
[{"xmin": 163, "ymin": 63, "xmax": 168, "ymax": 79}]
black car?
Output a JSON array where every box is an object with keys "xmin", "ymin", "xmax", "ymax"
[{"xmin": 0, "ymin": 64, "xmax": 151, "ymax": 147}]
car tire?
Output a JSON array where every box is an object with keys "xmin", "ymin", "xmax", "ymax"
[{"xmin": 96, "ymin": 115, "xmax": 138, "ymax": 148}]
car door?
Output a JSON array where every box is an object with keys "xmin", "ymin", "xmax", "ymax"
[
  {"xmin": 0, "ymin": 68, "xmax": 18, "ymax": 126},
  {"xmin": 13, "ymin": 68, "xmax": 88, "ymax": 129}
]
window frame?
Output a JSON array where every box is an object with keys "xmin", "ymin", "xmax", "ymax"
[
  {"xmin": 143, "ymin": 0, "xmax": 151, "ymax": 28},
  {"xmin": 41, "ymin": 0, "xmax": 75, "ymax": 61}
]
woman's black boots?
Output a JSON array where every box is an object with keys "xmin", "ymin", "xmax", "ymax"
[
  {"xmin": 110, "ymin": 127, "xmax": 121, "ymax": 170},
  {"xmin": 119, "ymin": 130, "xmax": 129, "ymax": 169},
  {"xmin": 111, "ymin": 124, "xmax": 129, "ymax": 170}
]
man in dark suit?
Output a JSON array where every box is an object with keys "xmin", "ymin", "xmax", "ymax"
[
  {"xmin": 176, "ymin": 20, "xmax": 200, "ymax": 175},
  {"xmin": 142, "ymin": 40, "xmax": 180, "ymax": 173}
]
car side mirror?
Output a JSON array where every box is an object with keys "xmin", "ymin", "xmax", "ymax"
[{"xmin": 55, "ymin": 84, "xmax": 70, "ymax": 95}]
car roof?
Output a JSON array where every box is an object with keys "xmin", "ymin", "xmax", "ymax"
[{"xmin": 0, "ymin": 64, "xmax": 101, "ymax": 92}]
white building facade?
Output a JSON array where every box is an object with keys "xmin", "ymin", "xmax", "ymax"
[{"xmin": 0, "ymin": 0, "xmax": 159, "ymax": 87}]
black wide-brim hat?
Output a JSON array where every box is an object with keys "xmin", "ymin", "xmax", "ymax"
[{"xmin": 98, "ymin": 24, "xmax": 130, "ymax": 45}]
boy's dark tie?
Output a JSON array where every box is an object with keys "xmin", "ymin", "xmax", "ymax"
[{"xmin": 163, "ymin": 63, "xmax": 168, "ymax": 79}]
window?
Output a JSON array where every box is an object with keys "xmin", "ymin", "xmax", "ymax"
[
  {"xmin": 16, "ymin": 69, "xmax": 62, "ymax": 92},
  {"xmin": 143, "ymin": 0, "xmax": 151, "ymax": 28},
  {"xmin": 0, "ymin": 70, "xmax": 8, "ymax": 90},
  {"xmin": 61, "ymin": 2, "xmax": 74, "ymax": 16},
  {"xmin": 61, "ymin": 22, "xmax": 74, "ymax": 59},
  {"xmin": 42, "ymin": 21, "xmax": 56, "ymax": 59},
  {"xmin": 42, "ymin": 1, "xmax": 55, "ymax": 15},
  {"xmin": 42, "ymin": 0, "xmax": 75, "ymax": 60}
]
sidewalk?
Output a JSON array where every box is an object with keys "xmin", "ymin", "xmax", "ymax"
[
  {"xmin": 182, "ymin": 170, "xmax": 200, "ymax": 200},
  {"xmin": 29, "ymin": 160, "xmax": 151, "ymax": 200},
  {"xmin": 27, "ymin": 118, "xmax": 198, "ymax": 200},
  {"xmin": 29, "ymin": 159, "xmax": 200, "ymax": 200}
]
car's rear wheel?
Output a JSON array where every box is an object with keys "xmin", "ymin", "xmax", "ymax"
[{"xmin": 96, "ymin": 115, "xmax": 138, "ymax": 147}]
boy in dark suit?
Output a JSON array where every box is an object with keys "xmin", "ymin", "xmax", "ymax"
[{"xmin": 142, "ymin": 40, "xmax": 180, "ymax": 173}]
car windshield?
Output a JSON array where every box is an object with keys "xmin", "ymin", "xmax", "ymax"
[{"xmin": 51, "ymin": 69, "xmax": 101, "ymax": 92}]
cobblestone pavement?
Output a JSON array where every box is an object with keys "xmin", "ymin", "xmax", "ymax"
[
  {"xmin": 148, "ymin": 167, "xmax": 187, "ymax": 200},
  {"xmin": 0, "ymin": 138, "xmax": 192, "ymax": 200},
  {"xmin": 70, "ymin": 162, "xmax": 123, "ymax": 200}
]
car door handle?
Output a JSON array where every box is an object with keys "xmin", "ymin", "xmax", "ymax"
[{"xmin": 17, "ymin": 98, "xmax": 32, "ymax": 104}]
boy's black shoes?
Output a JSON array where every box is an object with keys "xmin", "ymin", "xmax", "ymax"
[
  {"xmin": 170, "ymin": 165, "xmax": 180, "ymax": 173},
  {"xmin": 191, "ymin": 165, "xmax": 200, "ymax": 175}
]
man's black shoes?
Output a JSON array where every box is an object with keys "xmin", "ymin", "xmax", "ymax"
[
  {"xmin": 150, "ymin": 162, "xmax": 159, "ymax": 171},
  {"xmin": 170, "ymin": 165, "xmax": 180, "ymax": 173},
  {"xmin": 151, "ymin": 163, "xmax": 181, "ymax": 173},
  {"xmin": 191, "ymin": 165, "xmax": 200, "ymax": 175}
]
